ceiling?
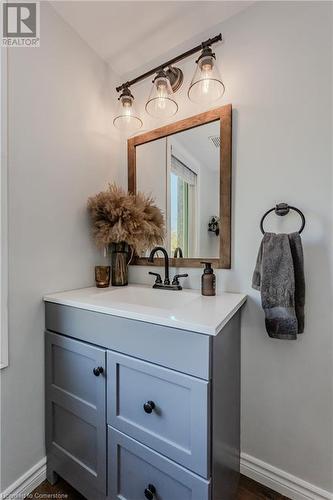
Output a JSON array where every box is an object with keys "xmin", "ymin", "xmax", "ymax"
[
  {"xmin": 172, "ymin": 121, "xmax": 220, "ymax": 173},
  {"xmin": 51, "ymin": 1, "xmax": 254, "ymax": 77}
]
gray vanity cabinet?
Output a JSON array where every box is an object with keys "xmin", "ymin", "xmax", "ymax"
[{"xmin": 45, "ymin": 303, "xmax": 242, "ymax": 500}]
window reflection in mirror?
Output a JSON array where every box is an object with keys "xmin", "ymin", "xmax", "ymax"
[
  {"xmin": 170, "ymin": 155, "xmax": 196, "ymax": 258},
  {"xmin": 136, "ymin": 120, "xmax": 220, "ymax": 259}
]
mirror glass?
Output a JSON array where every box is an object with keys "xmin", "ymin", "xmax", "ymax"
[{"xmin": 136, "ymin": 121, "xmax": 220, "ymax": 259}]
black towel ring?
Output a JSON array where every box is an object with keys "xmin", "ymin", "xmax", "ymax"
[{"xmin": 260, "ymin": 203, "xmax": 305, "ymax": 235}]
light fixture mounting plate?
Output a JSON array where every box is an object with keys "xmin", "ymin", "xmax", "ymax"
[{"xmin": 165, "ymin": 67, "xmax": 183, "ymax": 93}]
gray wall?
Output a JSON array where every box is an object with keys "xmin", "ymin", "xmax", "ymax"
[
  {"xmin": 128, "ymin": 1, "xmax": 333, "ymax": 493},
  {"xmin": 0, "ymin": 2, "xmax": 120, "ymax": 491}
]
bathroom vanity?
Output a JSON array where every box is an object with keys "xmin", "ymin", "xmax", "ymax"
[{"xmin": 44, "ymin": 285, "xmax": 246, "ymax": 500}]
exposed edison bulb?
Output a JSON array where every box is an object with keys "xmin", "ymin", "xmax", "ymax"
[
  {"xmin": 113, "ymin": 88, "xmax": 142, "ymax": 133},
  {"xmin": 121, "ymin": 95, "xmax": 133, "ymax": 118},
  {"xmin": 199, "ymin": 56, "xmax": 214, "ymax": 94},
  {"xmin": 199, "ymin": 55, "xmax": 214, "ymax": 73},
  {"xmin": 155, "ymin": 77, "xmax": 168, "ymax": 111},
  {"xmin": 188, "ymin": 47, "xmax": 225, "ymax": 104},
  {"xmin": 146, "ymin": 70, "xmax": 178, "ymax": 118},
  {"xmin": 156, "ymin": 78, "xmax": 167, "ymax": 93}
]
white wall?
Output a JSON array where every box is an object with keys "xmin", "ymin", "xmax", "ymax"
[
  {"xmin": 0, "ymin": 2, "xmax": 119, "ymax": 491},
  {"xmin": 1, "ymin": 1, "xmax": 331, "ymax": 495},
  {"xmin": 127, "ymin": 1, "xmax": 333, "ymax": 493}
]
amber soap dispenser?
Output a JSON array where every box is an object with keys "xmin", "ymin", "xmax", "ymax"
[{"xmin": 201, "ymin": 262, "xmax": 216, "ymax": 296}]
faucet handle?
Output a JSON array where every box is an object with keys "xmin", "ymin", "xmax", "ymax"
[
  {"xmin": 172, "ymin": 273, "xmax": 188, "ymax": 285},
  {"xmin": 148, "ymin": 272, "xmax": 162, "ymax": 284}
]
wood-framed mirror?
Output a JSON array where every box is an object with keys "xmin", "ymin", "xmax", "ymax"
[{"xmin": 128, "ymin": 104, "xmax": 232, "ymax": 268}]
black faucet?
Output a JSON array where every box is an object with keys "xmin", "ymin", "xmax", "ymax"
[
  {"xmin": 173, "ymin": 247, "xmax": 183, "ymax": 258},
  {"xmin": 148, "ymin": 246, "xmax": 188, "ymax": 290},
  {"xmin": 148, "ymin": 246, "xmax": 170, "ymax": 285}
]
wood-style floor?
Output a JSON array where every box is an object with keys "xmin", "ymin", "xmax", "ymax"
[{"xmin": 27, "ymin": 475, "xmax": 290, "ymax": 499}]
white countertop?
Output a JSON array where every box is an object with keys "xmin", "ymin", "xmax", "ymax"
[{"xmin": 44, "ymin": 284, "xmax": 246, "ymax": 336}]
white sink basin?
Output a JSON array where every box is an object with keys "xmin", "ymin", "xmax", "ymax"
[
  {"xmin": 92, "ymin": 286, "xmax": 197, "ymax": 311},
  {"xmin": 44, "ymin": 284, "xmax": 247, "ymax": 335}
]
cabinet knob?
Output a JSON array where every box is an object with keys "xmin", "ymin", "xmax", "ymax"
[
  {"xmin": 93, "ymin": 366, "xmax": 104, "ymax": 376},
  {"xmin": 144, "ymin": 484, "xmax": 156, "ymax": 500},
  {"xmin": 143, "ymin": 400, "xmax": 155, "ymax": 414}
]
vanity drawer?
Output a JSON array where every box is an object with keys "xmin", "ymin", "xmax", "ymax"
[
  {"xmin": 45, "ymin": 303, "xmax": 211, "ymax": 379},
  {"xmin": 108, "ymin": 426, "xmax": 210, "ymax": 500},
  {"xmin": 107, "ymin": 351, "xmax": 210, "ymax": 477},
  {"xmin": 45, "ymin": 332, "xmax": 106, "ymax": 494}
]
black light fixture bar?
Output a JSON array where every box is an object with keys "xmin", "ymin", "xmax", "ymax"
[{"xmin": 116, "ymin": 33, "xmax": 222, "ymax": 93}]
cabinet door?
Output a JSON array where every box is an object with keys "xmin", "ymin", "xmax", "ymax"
[
  {"xmin": 107, "ymin": 351, "xmax": 210, "ymax": 477},
  {"xmin": 108, "ymin": 427, "xmax": 210, "ymax": 500},
  {"xmin": 45, "ymin": 331, "xmax": 106, "ymax": 494}
]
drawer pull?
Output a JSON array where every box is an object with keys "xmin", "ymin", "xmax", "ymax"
[
  {"xmin": 93, "ymin": 366, "xmax": 104, "ymax": 376},
  {"xmin": 144, "ymin": 484, "xmax": 156, "ymax": 500},
  {"xmin": 143, "ymin": 400, "xmax": 155, "ymax": 414}
]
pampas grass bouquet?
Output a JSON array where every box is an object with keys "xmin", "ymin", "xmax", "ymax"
[{"xmin": 88, "ymin": 183, "xmax": 165, "ymax": 285}]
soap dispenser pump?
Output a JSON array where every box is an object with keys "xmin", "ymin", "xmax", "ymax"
[{"xmin": 201, "ymin": 262, "xmax": 216, "ymax": 296}]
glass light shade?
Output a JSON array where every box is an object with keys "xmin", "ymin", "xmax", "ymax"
[
  {"xmin": 188, "ymin": 51, "xmax": 225, "ymax": 104},
  {"xmin": 113, "ymin": 91, "xmax": 142, "ymax": 133},
  {"xmin": 145, "ymin": 71, "xmax": 178, "ymax": 118}
]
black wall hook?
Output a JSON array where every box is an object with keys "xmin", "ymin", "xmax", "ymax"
[{"xmin": 260, "ymin": 203, "xmax": 305, "ymax": 234}]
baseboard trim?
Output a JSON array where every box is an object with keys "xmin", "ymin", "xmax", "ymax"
[
  {"xmin": 241, "ymin": 453, "xmax": 332, "ymax": 500},
  {"xmin": 1, "ymin": 453, "xmax": 331, "ymax": 500},
  {"xmin": 0, "ymin": 457, "xmax": 46, "ymax": 499}
]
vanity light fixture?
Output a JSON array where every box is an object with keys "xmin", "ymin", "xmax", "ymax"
[
  {"xmin": 113, "ymin": 87, "xmax": 143, "ymax": 133},
  {"xmin": 145, "ymin": 69, "xmax": 178, "ymax": 119},
  {"xmin": 114, "ymin": 34, "xmax": 223, "ymax": 128},
  {"xmin": 188, "ymin": 46, "xmax": 225, "ymax": 104}
]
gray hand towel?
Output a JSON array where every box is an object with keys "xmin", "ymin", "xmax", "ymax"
[{"xmin": 252, "ymin": 232, "xmax": 305, "ymax": 339}]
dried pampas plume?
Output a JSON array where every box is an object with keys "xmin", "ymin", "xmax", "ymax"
[{"xmin": 87, "ymin": 183, "xmax": 165, "ymax": 255}]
